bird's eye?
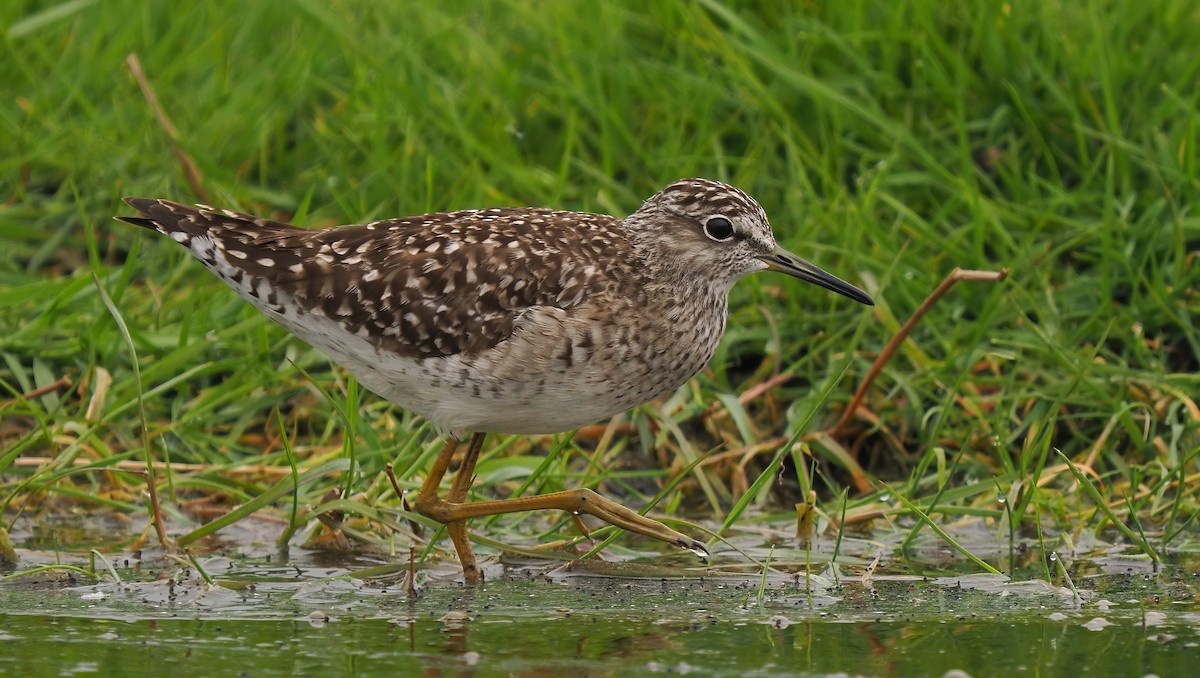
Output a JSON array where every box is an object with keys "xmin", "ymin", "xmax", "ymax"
[{"xmin": 703, "ymin": 216, "xmax": 735, "ymax": 242}]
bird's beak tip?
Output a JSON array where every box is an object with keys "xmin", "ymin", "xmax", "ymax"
[{"xmin": 761, "ymin": 247, "xmax": 873, "ymax": 306}]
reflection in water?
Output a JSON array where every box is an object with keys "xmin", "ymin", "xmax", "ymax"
[
  {"xmin": 432, "ymin": 610, "xmax": 474, "ymax": 678},
  {"xmin": 1, "ymin": 567, "xmax": 1198, "ymax": 676},
  {"xmin": 416, "ymin": 586, "xmax": 479, "ymax": 678}
]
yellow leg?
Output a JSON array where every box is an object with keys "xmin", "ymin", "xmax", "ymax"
[
  {"xmin": 415, "ymin": 437, "xmax": 459, "ymax": 505},
  {"xmin": 412, "ymin": 433, "xmax": 487, "ymax": 583},
  {"xmin": 446, "ymin": 433, "xmax": 485, "ymax": 583},
  {"xmin": 445, "ymin": 489, "xmax": 707, "ymax": 555},
  {"xmin": 411, "ymin": 432, "xmax": 710, "ymax": 582}
]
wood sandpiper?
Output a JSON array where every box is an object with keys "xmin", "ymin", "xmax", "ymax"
[{"xmin": 119, "ymin": 178, "xmax": 873, "ymax": 582}]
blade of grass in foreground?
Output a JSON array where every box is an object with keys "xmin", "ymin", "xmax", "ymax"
[
  {"xmin": 275, "ymin": 409, "xmax": 302, "ymax": 549},
  {"xmin": 1056, "ymin": 450, "xmax": 1162, "ymax": 563},
  {"xmin": 176, "ymin": 458, "xmax": 349, "ymax": 547},
  {"xmin": 884, "ymin": 481, "xmax": 1003, "ymax": 576},
  {"xmin": 715, "ymin": 359, "xmax": 851, "ymax": 538},
  {"xmin": 94, "ymin": 272, "xmax": 172, "ymax": 547}
]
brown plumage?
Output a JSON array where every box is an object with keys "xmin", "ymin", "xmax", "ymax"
[
  {"xmin": 119, "ymin": 178, "xmax": 872, "ymax": 581},
  {"xmin": 122, "ymin": 199, "xmax": 633, "ymax": 359}
]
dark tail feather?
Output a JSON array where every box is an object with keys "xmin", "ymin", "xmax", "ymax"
[
  {"xmin": 115, "ymin": 197, "xmax": 296, "ymax": 246},
  {"xmin": 115, "ymin": 215, "xmax": 161, "ymax": 231},
  {"xmin": 115, "ymin": 197, "xmax": 189, "ymax": 234}
]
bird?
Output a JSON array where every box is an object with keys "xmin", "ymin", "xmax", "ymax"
[{"xmin": 118, "ymin": 178, "xmax": 873, "ymax": 582}]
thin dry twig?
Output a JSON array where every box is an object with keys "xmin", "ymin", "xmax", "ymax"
[
  {"xmin": 138, "ymin": 469, "xmax": 173, "ymax": 551},
  {"xmin": 386, "ymin": 463, "xmax": 425, "ymax": 539},
  {"xmin": 2, "ymin": 376, "xmax": 73, "ymax": 408},
  {"xmin": 126, "ymin": 53, "xmax": 209, "ymax": 203},
  {"xmin": 407, "ymin": 545, "xmax": 418, "ymax": 599},
  {"xmin": 829, "ymin": 267, "xmax": 1009, "ymax": 439},
  {"xmin": 384, "ymin": 463, "xmax": 404, "ymax": 498}
]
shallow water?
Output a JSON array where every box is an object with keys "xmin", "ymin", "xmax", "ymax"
[
  {"xmin": 3, "ymin": 553, "xmax": 1197, "ymax": 677},
  {"xmin": 2, "ymin": 603, "xmax": 1195, "ymax": 677},
  {"xmin": 4, "ymin": 510, "xmax": 1199, "ymax": 676}
]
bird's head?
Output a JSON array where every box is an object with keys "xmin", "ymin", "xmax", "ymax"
[{"xmin": 623, "ymin": 178, "xmax": 873, "ymax": 305}]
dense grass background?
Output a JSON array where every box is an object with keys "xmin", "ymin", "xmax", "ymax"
[{"xmin": 2, "ymin": 0, "xmax": 1197, "ymax": 571}]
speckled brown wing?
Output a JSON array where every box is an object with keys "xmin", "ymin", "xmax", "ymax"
[{"xmin": 119, "ymin": 198, "xmax": 627, "ymax": 359}]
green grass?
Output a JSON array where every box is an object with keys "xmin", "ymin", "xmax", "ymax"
[{"xmin": 1, "ymin": 0, "xmax": 1198, "ymax": 574}]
